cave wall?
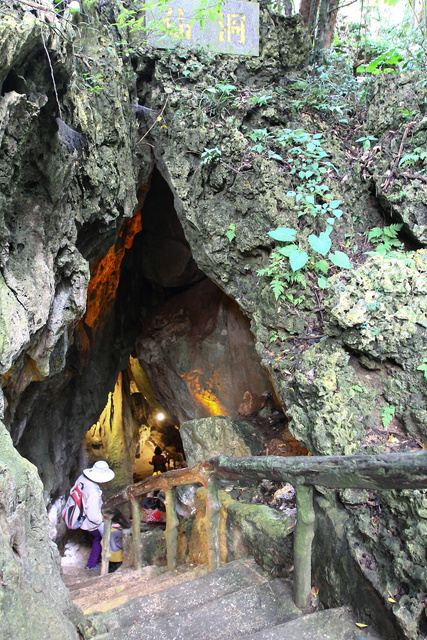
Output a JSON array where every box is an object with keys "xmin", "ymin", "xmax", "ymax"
[
  {"xmin": 0, "ymin": 424, "xmax": 85, "ymax": 640},
  {"xmin": 135, "ymin": 277, "xmax": 272, "ymax": 425},
  {"xmin": 1, "ymin": 1, "xmax": 427, "ymax": 639}
]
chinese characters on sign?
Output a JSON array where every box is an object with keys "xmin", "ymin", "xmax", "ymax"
[{"xmin": 145, "ymin": 0, "xmax": 259, "ymax": 56}]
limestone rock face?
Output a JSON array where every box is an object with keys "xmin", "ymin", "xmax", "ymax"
[
  {"xmin": 135, "ymin": 278, "xmax": 273, "ymax": 426},
  {"xmin": 363, "ymin": 73, "xmax": 427, "ymax": 244},
  {"xmin": 0, "ymin": 422, "xmax": 85, "ymax": 640},
  {"xmin": 180, "ymin": 415, "xmax": 264, "ymax": 466},
  {"xmin": 1, "ymin": 1, "xmax": 427, "ymax": 639}
]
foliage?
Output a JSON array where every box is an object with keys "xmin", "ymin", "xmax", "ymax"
[
  {"xmin": 416, "ymin": 358, "xmax": 427, "ymax": 382},
  {"xmin": 368, "ymin": 11, "xmax": 427, "ymax": 75},
  {"xmin": 80, "ymin": 71, "xmax": 104, "ymax": 93},
  {"xmin": 380, "ymin": 404, "xmax": 396, "ymax": 428},
  {"xmin": 256, "ymin": 127, "xmax": 354, "ymax": 301},
  {"xmin": 356, "ymin": 49, "xmax": 403, "ymax": 75},
  {"xmin": 250, "ymin": 92, "xmax": 274, "ymax": 107},
  {"xmin": 200, "ymin": 83, "xmax": 237, "ymax": 114},
  {"xmin": 201, "ymin": 147, "xmax": 222, "ymax": 165},
  {"xmin": 226, "ymin": 223, "xmax": 236, "ymax": 243},
  {"xmin": 399, "ymin": 147, "xmax": 427, "ymax": 172},
  {"xmin": 366, "ymin": 224, "xmax": 403, "ymax": 255},
  {"xmin": 355, "ymin": 135, "xmax": 378, "ymax": 151},
  {"xmin": 281, "ymin": 51, "xmax": 363, "ymax": 123}
]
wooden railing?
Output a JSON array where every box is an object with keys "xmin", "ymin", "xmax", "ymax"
[{"xmin": 102, "ymin": 450, "xmax": 427, "ymax": 609}]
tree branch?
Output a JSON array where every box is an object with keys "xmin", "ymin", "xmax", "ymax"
[
  {"xmin": 382, "ymin": 120, "xmax": 416, "ymax": 192},
  {"xmin": 136, "ymin": 97, "xmax": 169, "ymax": 145}
]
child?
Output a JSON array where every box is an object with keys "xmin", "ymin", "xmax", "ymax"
[{"xmin": 141, "ymin": 493, "xmax": 163, "ymax": 523}]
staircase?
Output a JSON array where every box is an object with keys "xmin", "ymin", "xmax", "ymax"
[{"xmin": 63, "ymin": 559, "xmax": 387, "ymax": 640}]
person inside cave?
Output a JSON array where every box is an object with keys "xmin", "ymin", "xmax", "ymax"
[
  {"xmin": 149, "ymin": 446, "xmax": 168, "ymax": 474},
  {"xmin": 140, "ymin": 492, "xmax": 164, "ymax": 524},
  {"xmin": 72, "ymin": 460, "xmax": 115, "ymax": 570}
]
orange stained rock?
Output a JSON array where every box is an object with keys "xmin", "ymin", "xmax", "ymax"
[
  {"xmin": 180, "ymin": 370, "xmax": 227, "ymax": 416},
  {"xmin": 83, "ymin": 209, "xmax": 143, "ymax": 337},
  {"xmin": 1, "ymin": 354, "xmax": 46, "ymax": 395}
]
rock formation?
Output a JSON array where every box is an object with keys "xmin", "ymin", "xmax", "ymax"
[{"xmin": 0, "ymin": 1, "xmax": 426, "ymax": 638}]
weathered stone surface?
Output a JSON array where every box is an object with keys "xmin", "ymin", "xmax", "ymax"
[
  {"xmin": 0, "ymin": 422, "xmax": 84, "ymax": 640},
  {"xmin": 313, "ymin": 491, "xmax": 407, "ymax": 640},
  {"xmin": 223, "ymin": 493, "xmax": 294, "ymax": 576},
  {"xmin": 135, "ymin": 276, "xmax": 273, "ymax": 426},
  {"xmin": 324, "ymin": 252, "xmax": 427, "ymax": 445},
  {"xmin": 0, "ymin": 271, "xmax": 29, "ymax": 373},
  {"xmin": 364, "ymin": 74, "xmax": 427, "ymax": 244},
  {"xmin": 0, "ymin": 1, "xmax": 427, "ymax": 638},
  {"xmin": 180, "ymin": 415, "xmax": 264, "ymax": 465},
  {"xmin": 246, "ymin": 606, "xmax": 386, "ymax": 640}
]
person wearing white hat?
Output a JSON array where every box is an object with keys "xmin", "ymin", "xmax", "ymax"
[{"xmin": 73, "ymin": 460, "xmax": 115, "ymax": 570}]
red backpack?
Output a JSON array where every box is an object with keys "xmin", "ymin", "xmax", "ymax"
[{"xmin": 62, "ymin": 481, "xmax": 85, "ymax": 529}]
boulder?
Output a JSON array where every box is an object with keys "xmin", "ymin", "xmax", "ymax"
[{"xmin": 180, "ymin": 415, "xmax": 264, "ymax": 466}]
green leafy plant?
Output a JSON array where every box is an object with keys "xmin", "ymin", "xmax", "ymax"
[
  {"xmin": 286, "ymin": 292, "xmax": 305, "ymax": 306},
  {"xmin": 350, "ymin": 384, "xmax": 364, "ymax": 393},
  {"xmin": 366, "ymin": 224, "xmax": 403, "ymax": 255},
  {"xmin": 200, "ymin": 147, "xmax": 221, "ymax": 166},
  {"xmin": 380, "ymin": 405, "xmax": 396, "ymax": 428},
  {"xmin": 250, "ymin": 93, "xmax": 273, "ymax": 107},
  {"xmin": 255, "ymin": 128, "xmax": 354, "ymax": 301},
  {"xmin": 399, "ymin": 108, "xmax": 417, "ymax": 121},
  {"xmin": 356, "ymin": 49, "xmax": 403, "ymax": 75},
  {"xmin": 80, "ymin": 72, "xmax": 104, "ymax": 93},
  {"xmin": 371, "ymin": 47, "xmax": 404, "ymax": 73},
  {"xmin": 200, "ymin": 82, "xmax": 237, "ymax": 113},
  {"xmin": 417, "ymin": 358, "xmax": 427, "ymax": 381},
  {"xmin": 249, "ymin": 128, "xmax": 274, "ymax": 153},
  {"xmin": 399, "ymin": 147, "xmax": 427, "ymax": 170},
  {"xmin": 226, "ymin": 223, "xmax": 236, "ymax": 243},
  {"xmin": 355, "ymin": 135, "xmax": 378, "ymax": 151},
  {"xmin": 282, "ymin": 51, "xmax": 363, "ymax": 122}
]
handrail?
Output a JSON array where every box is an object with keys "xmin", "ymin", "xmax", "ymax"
[
  {"xmin": 210, "ymin": 451, "xmax": 427, "ymax": 489},
  {"xmin": 101, "ymin": 450, "xmax": 427, "ymax": 609}
]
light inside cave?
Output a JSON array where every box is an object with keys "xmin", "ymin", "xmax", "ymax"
[
  {"xmin": 179, "ymin": 370, "xmax": 228, "ymax": 416},
  {"xmin": 82, "ymin": 356, "xmax": 185, "ymax": 484},
  {"xmin": 75, "ymin": 167, "xmax": 309, "ymax": 492}
]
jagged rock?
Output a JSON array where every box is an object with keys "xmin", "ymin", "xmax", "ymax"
[
  {"xmin": 0, "ymin": 422, "xmax": 84, "ymax": 640},
  {"xmin": 0, "ymin": 2, "xmax": 426, "ymax": 639},
  {"xmin": 180, "ymin": 415, "xmax": 264, "ymax": 466},
  {"xmin": 238, "ymin": 391, "xmax": 267, "ymax": 416}
]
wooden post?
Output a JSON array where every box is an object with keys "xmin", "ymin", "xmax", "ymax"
[
  {"xmin": 165, "ymin": 487, "xmax": 179, "ymax": 571},
  {"xmin": 100, "ymin": 516, "xmax": 112, "ymax": 576},
  {"xmin": 205, "ymin": 476, "xmax": 221, "ymax": 572},
  {"xmin": 294, "ymin": 484, "xmax": 315, "ymax": 609},
  {"xmin": 131, "ymin": 498, "xmax": 142, "ymax": 570}
]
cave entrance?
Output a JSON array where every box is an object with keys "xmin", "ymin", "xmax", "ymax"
[
  {"xmin": 77, "ymin": 166, "xmax": 292, "ymax": 490},
  {"xmin": 13, "ymin": 166, "xmax": 304, "ymax": 504}
]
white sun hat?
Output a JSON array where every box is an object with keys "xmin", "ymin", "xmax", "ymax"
[{"xmin": 83, "ymin": 460, "xmax": 115, "ymax": 483}]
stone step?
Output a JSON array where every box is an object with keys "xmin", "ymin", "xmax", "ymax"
[
  {"xmin": 91, "ymin": 576, "xmax": 300, "ymax": 640},
  {"xmin": 88, "ymin": 558, "xmax": 278, "ymax": 636},
  {"xmin": 62, "ymin": 564, "xmax": 165, "ymax": 594},
  {"xmin": 246, "ymin": 606, "xmax": 386, "ymax": 640},
  {"xmin": 65, "ymin": 564, "xmax": 208, "ymax": 614}
]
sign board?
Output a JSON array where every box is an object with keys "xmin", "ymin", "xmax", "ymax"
[{"xmin": 145, "ymin": 0, "xmax": 259, "ymax": 56}]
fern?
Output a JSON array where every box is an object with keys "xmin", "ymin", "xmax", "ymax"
[
  {"xmin": 367, "ymin": 227, "xmax": 385, "ymax": 241},
  {"xmin": 367, "ymin": 224, "xmax": 403, "ymax": 253},
  {"xmin": 380, "ymin": 405, "xmax": 396, "ymax": 428},
  {"xmin": 270, "ymin": 277, "xmax": 285, "ymax": 300},
  {"xmin": 384, "ymin": 224, "xmax": 403, "ymax": 238}
]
